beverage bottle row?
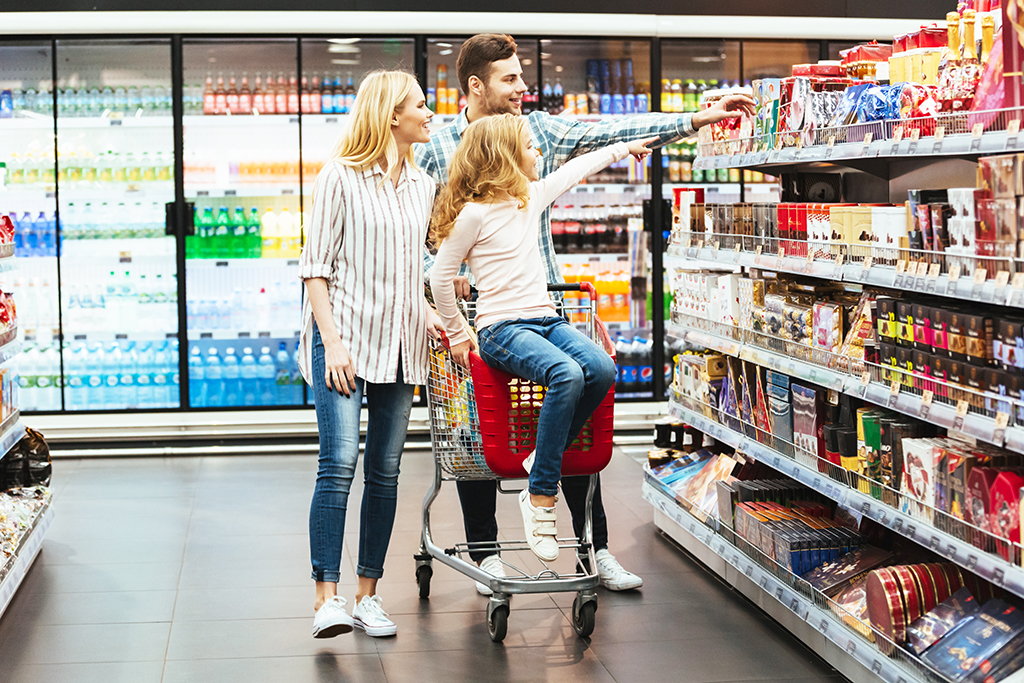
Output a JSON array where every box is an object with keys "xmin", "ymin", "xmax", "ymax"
[
  {"xmin": 186, "ymin": 281, "xmax": 301, "ymax": 332},
  {"xmin": 191, "ymin": 71, "xmax": 357, "ymax": 116},
  {"xmin": 660, "ymin": 79, "xmax": 743, "ymax": 114},
  {"xmin": 0, "ymin": 82, "xmax": 171, "ymax": 119},
  {"xmin": 188, "ymin": 342, "xmax": 302, "ymax": 407},
  {"xmin": 62, "ymin": 270, "xmax": 178, "ymax": 335},
  {"xmin": 12, "ymin": 278, "xmax": 56, "ymax": 339},
  {"xmin": 561, "ymin": 264, "xmax": 630, "ymax": 323},
  {"xmin": 10, "ymin": 211, "xmax": 57, "ymax": 257},
  {"xmin": 17, "ymin": 341, "xmax": 62, "ymax": 412},
  {"xmin": 61, "ymin": 201, "xmax": 168, "ymax": 241},
  {"xmin": 550, "ymin": 204, "xmax": 634, "ymax": 254},
  {"xmin": 614, "ymin": 336, "xmax": 686, "ymax": 395},
  {"xmin": 522, "ymin": 78, "xmax": 651, "ymax": 117},
  {"xmin": 187, "ymin": 206, "xmax": 301, "ymax": 259},
  {"xmin": 183, "ymin": 154, "xmax": 315, "ymax": 186},
  {"xmin": 428, "ymin": 65, "xmax": 464, "ymax": 116},
  {"xmin": 6, "ymin": 149, "xmax": 173, "ymax": 189},
  {"xmin": 60, "ymin": 339, "xmax": 181, "ymax": 410}
]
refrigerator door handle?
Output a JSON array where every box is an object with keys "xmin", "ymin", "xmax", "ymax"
[{"xmin": 166, "ymin": 201, "xmax": 195, "ymax": 236}]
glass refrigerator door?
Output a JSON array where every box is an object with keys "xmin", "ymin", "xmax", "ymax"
[
  {"xmin": 182, "ymin": 39, "xmax": 302, "ymax": 409},
  {"xmin": 1, "ymin": 41, "xmax": 58, "ymax": 415},
  {"xmin": 539, "ymin": 39, "xmax": 652, "ymax": 400},
  {"xmin": 300, "ymin": 37, "xmax": 416, "ymax": 405},
  {"xmin": 55, "ymin": 39, "xmax": 180, "ymax": 412}
]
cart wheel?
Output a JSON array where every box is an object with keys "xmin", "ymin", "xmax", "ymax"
[
  {"xmin": 487, "ymin": 604, "xmax": 509, "ymax": 642},
  {"xmin": 572, "ymin": 596, "xmax": 597, "ymax": 638},
  {"xmin": 416, "ymin": 564, "xmax": 432, "ymax": 599}
]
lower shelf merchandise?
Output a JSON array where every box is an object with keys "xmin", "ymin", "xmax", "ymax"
[
  {"xmin": 0, "ymin": 487, "xmax": 51, "ymax": 619},
  {"xmin": 644, "ymin": 424, "xmax": 1024, "ymax": 683}
]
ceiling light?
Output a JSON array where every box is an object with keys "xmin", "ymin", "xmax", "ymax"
[
  {"xmin": 328, "ymin": 45, "xmax": 361, "ymax": 54},
  {"xmin": 439, "ymin": 49, "xmax": 453, "ymax": 56},
  {"xmin": 436, "ymin": 42, "xmax": 452, "ymax": 48},
  {"xmin": 328, "ymin": 38, "xmax": 361, "ymax": 44},
  {"xmin": 331, "ymin": 59, "xmax": 360, "ymax": 65}
]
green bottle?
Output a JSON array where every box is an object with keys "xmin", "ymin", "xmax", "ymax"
[
  {"xmin": 230, "ymin": 206, "xmax": 247, "ymax": 259},
  {"xmin": 246, "ymin": 207, "xmax": 262, "ymax": 258},
  {"xmin": 683, "ymin": 79, "xmax": 699, "ymax": 113},
  {"xmin": 214, "ymin": 206, "xmax": 230, "ymax": 259},
  {"xmin": 197, "ymin": 207, "xmax": 215, "ymax": 259}
]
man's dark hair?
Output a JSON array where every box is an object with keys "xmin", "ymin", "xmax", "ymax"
[{"xmin": 456, "ymin": 34, "xmax": 518, "ymax": 95}]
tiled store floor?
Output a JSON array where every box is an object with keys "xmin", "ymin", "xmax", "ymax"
[{"xmin": 0, "ymin": 448, "xmax": 849, "ymax": 683}]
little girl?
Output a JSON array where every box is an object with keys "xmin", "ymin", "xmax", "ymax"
[{"xmin": 430, "ymin": 113, "xmax": 654, "ymax": 561}]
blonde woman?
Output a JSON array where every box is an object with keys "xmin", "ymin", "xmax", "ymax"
[
  {"xmin": 430, "ymin": 114, "xmax": 653, "ymax": 561},
  {"xmin": 299, "ymin": 70, "xmax": 442, "ymax": 639}
]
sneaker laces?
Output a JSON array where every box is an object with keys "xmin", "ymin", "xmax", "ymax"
[
  {"xmin": 358, "ymin": 595, "xmax": 390, "ymax": 621},
  {"xmin": 320, "ymin": 595, "xmax": 347, "ymax": 613}
]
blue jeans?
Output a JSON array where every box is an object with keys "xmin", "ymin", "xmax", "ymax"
[
  {"xmin": 309, "ymin": 323, "xmax": 415, "ymax": 582},
  {"xmin": 477, "ymin": 317, "xmax": 616, "ymax": 497}
]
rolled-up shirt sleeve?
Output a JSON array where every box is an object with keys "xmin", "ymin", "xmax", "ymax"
[{"xmin": 298, "ymin": 163, "xmax": 345, "ymax": 281}]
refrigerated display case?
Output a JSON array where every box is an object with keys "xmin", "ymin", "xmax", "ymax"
[{"xmin": 0, "ymin": 30, "xmax": 884, "ymax": 414}]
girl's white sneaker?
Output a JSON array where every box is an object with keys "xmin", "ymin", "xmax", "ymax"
[
  {"xmin": 352, "ymin": 595, "xmax": 397, "ymax": 637},
  {"xmin": 312, "ymin": 596, "xmax": 354, "ymax": 639}
]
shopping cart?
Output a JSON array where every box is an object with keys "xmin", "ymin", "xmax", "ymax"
[{"xmin": 415, "ymin": 282, "xmax": 616, "ymax": 642}]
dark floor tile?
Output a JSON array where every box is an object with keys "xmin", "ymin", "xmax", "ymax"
[
  {"xmin": 0, "ymin": 622, "xmax": 171, "ymax": 665},
  {"xmin": 162, "ymin": 654, "xmax": 387, "ymax": 683},
  {"xmin": 165, "ymin": 616, "xmax": 378, "ymax": 660},
  {"xmin": 47, "ymin": 513, "xmax": 191, "ymax": 542},
  {"xmin": 181, "ymin": 533, "xmax": 310, "ymax": 565},
  {"xmin": 2, "ymin": 589, "xmax": 177, "ymax": 625},
  {"xmin": 2, "ymin": 661, "xmax": 165, "ymax": 683},
  {"xmin": 18, "ymin": 559, "xmax": 183, "ymax": 594},
  {"xmin": 177, "ymin": 556, "xmax": 312, "ymax": 590},
  {"xmin": 173, "ymin": 586, "xmax": 313, "ymax": 622},
  {"xmin": 379, "ymin": 643, "xmax": 615, "ymax": 683},
  {"xmin": 39, "ymin": 536, "xmax": 186, "ymax": 565},
  {"xmin": 373, "ymin": 607, "xmax": 576, "ymax": 654},
  {"xmin": 380, "ymin": 578, "xmax": 557, "ymax": 615}
]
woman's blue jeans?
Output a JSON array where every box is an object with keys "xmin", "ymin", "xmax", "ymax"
[
  {"xmin": 477, "ymin": 317, "xmax": 616, "ymax": 497},
  {"xmin": 309, "ymin": 323, "xmax": 415, "ymax": 583}
]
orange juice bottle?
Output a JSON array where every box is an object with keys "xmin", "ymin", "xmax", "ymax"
[
  {"xmin": 576, "ymin": 263, "xmax": 596, "ymax": 323},
  {"xmin": 562, "ymin": 264, "xmax": 580, "ymax": 319},
  {"xmin": 610, "ymin": 269, "xmax": 630, "ymax": 322},
  {"xmin": 595, "ymin": 268, "xmax": 614, "ymax": 321}
]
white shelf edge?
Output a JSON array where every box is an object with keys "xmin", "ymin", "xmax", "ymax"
[
  {"xmin": 643, "ymin": 482, "xmax": 933, "ymax": 683},
  {"xmin": 666, "ymin": 398, "xmax": 1024, "ymax": 601}
]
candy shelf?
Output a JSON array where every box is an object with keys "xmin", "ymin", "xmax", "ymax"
[
  {"xmin": 666, "ymin": 311, "xmax": 1015, "ymax": 453},
  {"xmin": 643, "ymin": 479, "xmax": 951, "ymax": 683},
  {"xmin": 0, "ymin": 501, "xmax": 53, "ymax": 620},
  {"xmin": 666, "ymin": 238, "xmax": 1024, "ymax": 312},
  {"xmin": 666, "ymin": 391, "xmax": 1024, "ymax": 603},
  {"xmin": 693, "ymin": 107, "xmax": 1024, "ymax": 175}
]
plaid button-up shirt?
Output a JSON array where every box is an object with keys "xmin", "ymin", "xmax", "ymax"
[{"xmin": 416, "ymin": 109, "xmax": 696, "ymax": 288}]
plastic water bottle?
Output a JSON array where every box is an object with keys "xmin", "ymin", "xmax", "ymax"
[
  {"xmin": 291, "ymin": 340, "xmax": 304, "ymax": 404},
  {"xmin": 67, "ymin": 342, "xmax": 88, "ymax": 410},
  {"xmin": 86, "ymin": 343, "xmax": 104, "ymax": 408},
  {"xmin": 152, "ymin": 340, "xmax": 170, "ymax": 407},
  {"xmin": 222, "ymin": 347, "xmax": 240, "ymax": 406},
  {"xmin": 121, "ymin": 342, "xmax": 139, "ymax": 409},
  {"xmin": 168, "ymin": 338, "xmax": 181, "ymax": 407},
  {"xmin": 255, "ymin": 288, "xmax": 270, "ymax": 332},
  {"xmin": 240, "ymin": 347, "xmax": 258, "ymax": 406},
  {"xmin": 21, "ymin": 211, "xmax": 36, "ymax": 257},
  {"xmin": 257, "ymin": 346, "xmax": 275, "ymax": 406},
  {"xmin": 275, "ymin": 342, "xmax": 291, "ymax": 405},
  {"xmin": 136, "ymin": 342, "xmax": 155, "ymax": 409},
  {"xmin": 189, "ymin": 346, "xmax": 206, "ymax": 408},
  {"xmin": 105, "ymin": 342, "xmax": 125, "ymax": 409},
  {"xmin": 205, "ymin": 348, "xmax": 224, "ymax": 408},
  {"xmin": 43, "ymin": 344, "xmax": 62, "ymax": 410},
  {"xmin": 18, "ymin": 344, "xmax": 38, "ymax": 412}
]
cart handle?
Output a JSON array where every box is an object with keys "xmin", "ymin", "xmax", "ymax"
[{"xmin": 464, "ymin": 282, "xmax": 598, "ymax": 297}]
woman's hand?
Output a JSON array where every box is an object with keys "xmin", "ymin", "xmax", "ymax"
[
  {"xmin": 323, "ymin": 338, "xmax": 358, "ymax": 396},
  {"xmin": 425, "ymin": 306, "xmax": 445, "ymax": 339},
  {"xmin": 451, "ymin": 339, "xmax": 477, "ymax": 370},
  {"xmin": 626, "ymin": 136, "xmax": 658, "ymax": 163}
]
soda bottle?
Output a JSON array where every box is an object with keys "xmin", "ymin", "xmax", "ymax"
[
  {"xmin": 541, "ymin": 79, "xmax": 553, "ymax": 112},
  {"xmin": 343, "ymin": 73, "xmax": 356, "ymax": 113},
  {"xmin": 670, "ymin": 79, "xmax": 684, "ymax": 114},
  {"xmin": 263, "ymin": 74, "xmax": 277, "ymax": 115},
  {"xmin": 552, "ymin": 78, "xmax": 564, "ymax": 115},
  {"xmin": 638, "ymin": 338, "xmax": 654, "ymax": 393},
  {"xmin": 229, "ymin": 206, "xmax": 247, "ymax": 259},
  {"xmin": 226, "ymin": 74, "xmax": 239, "ymax": 114},
  {"xmin": 320, "ymin": 74, "xmax": 334, "ymax": 114},
  {"xmin": 197, "ymin": 207, "xmax": 215, "ymax": 259},
  {"xmin": 214, "ymin": 73, "xmax": 227, "ymax": 115},
  {"xmin": 275, "ymin": 72, "xmax": 288, "ymax": 115},
  {"xmin": 252, "ymin": 73, "xmax": 265, "ymax": 114},
  {"xmin": 300, "ymin": 75, "xmax": 311, "ymax": 114},
  {"xmin": 332, "ymin": 74, "xmax": 345, "ymax": 114},
  {"xmin": 619, "ymin": 337, "xmax": 638, "ymax": 393},
  {"xmin": 288, "ymin": 74, "xmax": 300, "ymax": 115},
  {"xmin": 684, "ymin": 79, "xmax": 699, "ymax": 113},
  {"xmin": 246, "ymin": 207, "xmax": 262, "ymax": 258},
  {"xmin": 261, "ymin": 208, "xmax": 279, "ymax": 258},
  {"xmin": 309, "ymin": 73, "xmax": 321, "ymax": 114},
  {"xmin": 214, "ymin": 206, "xmax": 230, "ymax": 258}
]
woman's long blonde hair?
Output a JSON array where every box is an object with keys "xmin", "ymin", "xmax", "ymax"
[
  {"xmin": 330, "ymin": 70, "xmax": 418, "ymax": 184},
  {"xmin": 431, "ymin": 114, "xmax": 531, "ymax": 245}
]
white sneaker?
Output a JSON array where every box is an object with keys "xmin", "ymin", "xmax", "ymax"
[
  {"xmin": 475, "ymin": 554, "xmax": 507, "ymax": 596},
  {"xmin": 312, "ymin": 595, "xmax": 353, "ymax": 638},
  {"xmin": 522, "ymin": 450, "xmax": 536, "ymax": 475},
  {"xmin": 595, "ymin": 549, "xmax": 644, "ymax": 591},
  {"xmin": 352, "ymin": 595, "xmax": 397, "ymax": 637},
  {"xmin": 519, "ymin": 490, "xmax": 559, "ymax": 561}
]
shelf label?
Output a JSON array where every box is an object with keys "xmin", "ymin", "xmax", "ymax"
[
  {"xmin": 973, "ymin": 267, "xmax": 988, "ymax": 300},
  {"xmin": 932, "ymin": 125, "xmax": 945, "ymax": 154},
  {"xmin": 953, "ymin": 400, "xmax": 969, "ymax": 432},
  {"xmin": 995, "ymin": 412, "xmax": 1010, "ymax": 444},
  {"xmin": 109, "ymin": 119, "xmax": 123, "ymax": 126},
  {"xmin": 920, "ymin": 389, "xmax": 934, "ymax": 420},
  {"xmin": 755, "ymin": 245, "xmax": 763, "ymax": 257},
  {"xmin": 971, "ymin": 123, "xmax": 985, "ymax": 151},
  {"xmin": 910, "ymin": 128, "xmax": 921, "ymax": 141},
  {"xmin": 888, "ymin": 380, "xmax": 901, "ymax": 408},
  {"xmin": 861, "ymin": 256, "xmax": 873, "ymax": 273},
  {"xmin": 996, "ymin": 270, "xmax": 1011, "ymax": 288},
  {"xmin": 833, "ymin": 253, "xmax": 844, "ymax": 279},
  {"xmin": 224, "ymin": 189, "xmax": 237, "ymax": 196},
  {"xmin": 777, "ymin": 246, "xmax": 785, "ymax": 260},
  {"xmin": 1011, "ymin": 273, "xmax": 1024, "ymax": 307},
  {"xmin": 894, "ymin": 260, "xmax": 907, "ymax": 288},
  {"xmin": 948, "ymin": 263, "xmax": 962, "ymax": 295},
  {"xmin": 862, "ymin": 132, "xmax": 873, "ymax": 156},
  {"xmin": 1008, "ymin": 119, "xmax": 1021, "ymax": 149}
]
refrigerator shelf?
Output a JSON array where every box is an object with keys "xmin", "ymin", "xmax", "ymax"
[
  {"xmin": 0, "ymin": 414, "xmax": 26, "ymax": 466},
  {"xmin": 185, "ymin": 257, "xmax": 298, "ymax": 268},
  {"xmin": 186, "ymin": 186, "xmax": 301, "ymax": 198},
  {"xmin": 666, "ymin": 394, "xmax": 1024, "ymax": 603},
  {"xmin": 555, "ymin": 253, "xmax": 629, "ymax": 264},
  {"xmin": 0, "ymin": 502, "xmax": 52, "ymax": 621},
  {"xmin": 191, "ymin": 329, "xmax": 299, "ymax": 341}
]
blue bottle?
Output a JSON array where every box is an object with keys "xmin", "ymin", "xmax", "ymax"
[
  {"xmin": 189, "ymin": 346, "xmax": 206, "ymax": 408},
  {"xmin": 0, "ymin": 90, "xmax": 13, "ymax": 118},
  {"xmin": 240, "ymin": 347, "xmax": 258, "ymax": 406},
  {"xmin": 136, "ymin": 342, "xmax": 155, "ymax": 409},
  {"xmin": 222, "ymin": 347, "xmax": 240, "ymax": 407},
  {"xmin": 612, "ymin": 93, "xmax": 625, "ymax": 116},
  {"xmin": 105, "ymin": 342, "xmax": 123, "ymax": 409},
  {"xmin": 333, "ymin": 77, "xmax": 346, "ymax": 115},
  {"xmin": 292, "ymin": 339, "xmax": 304, "ymax": 404},
  {"xmin": 257, "ymin": 346, "xmax": 275, "ymax": 406},
  {"xmin": 600, "ymin": 93, "xmax": 612, "ymax": 115},
  {"xmin": 120, "ymin": 342, "xmax": 138, "ymax": 409},
  {"xmin": 636, "ymin": 92, "xmax": 648, "ymax": 113},
  {"xmin": 321, "ymin": 81, "xmax": 334, "ymax": 114},
  {"xmin": 624, "ymin": 94, "xmax": 636, "ymax": 115},
  {"xmin": 205, "ymin": 348, "xmax": 224, "ymax": 408},
  {"xmin": 169, "ymin": 338, "xmax": 181, "ymax": 406},
  {"xmin": 275, "ymin": 341, "xmax": 291, "ymax": 405},
  {"xmin": 20, "ymin": 212, "xmax": 36, "ymax": 257}
]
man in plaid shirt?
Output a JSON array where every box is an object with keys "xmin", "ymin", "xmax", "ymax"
[{"xmin": 417, "ymin": 33, "xmax": 754, "ymax": 593}]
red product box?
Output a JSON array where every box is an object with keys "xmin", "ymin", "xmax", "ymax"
[
  {"xmin": 894, "ymin": 33, "xmax": 909, "ymax": 53},
  {"xmin": 917, "ymin": 25, "xmax": 948, "ymax": 49}
]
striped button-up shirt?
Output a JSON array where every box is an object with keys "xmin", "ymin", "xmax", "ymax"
[
  {"xmin": 415, "ymin": 110, "xmax": 696, "ymax": 287},
  {"xmin": 298, "ymin": 159, "xmax": 435, "ymax": 386}
]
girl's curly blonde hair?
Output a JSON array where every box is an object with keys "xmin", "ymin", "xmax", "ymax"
[{"xmin": 431, "ymin": 114, "xmax": 531, "ymax": 245}]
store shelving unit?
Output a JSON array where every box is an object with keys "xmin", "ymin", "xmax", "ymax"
[{"xmin": 0, "ymin": 501, "xmax": 53, "ymax": 619}]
